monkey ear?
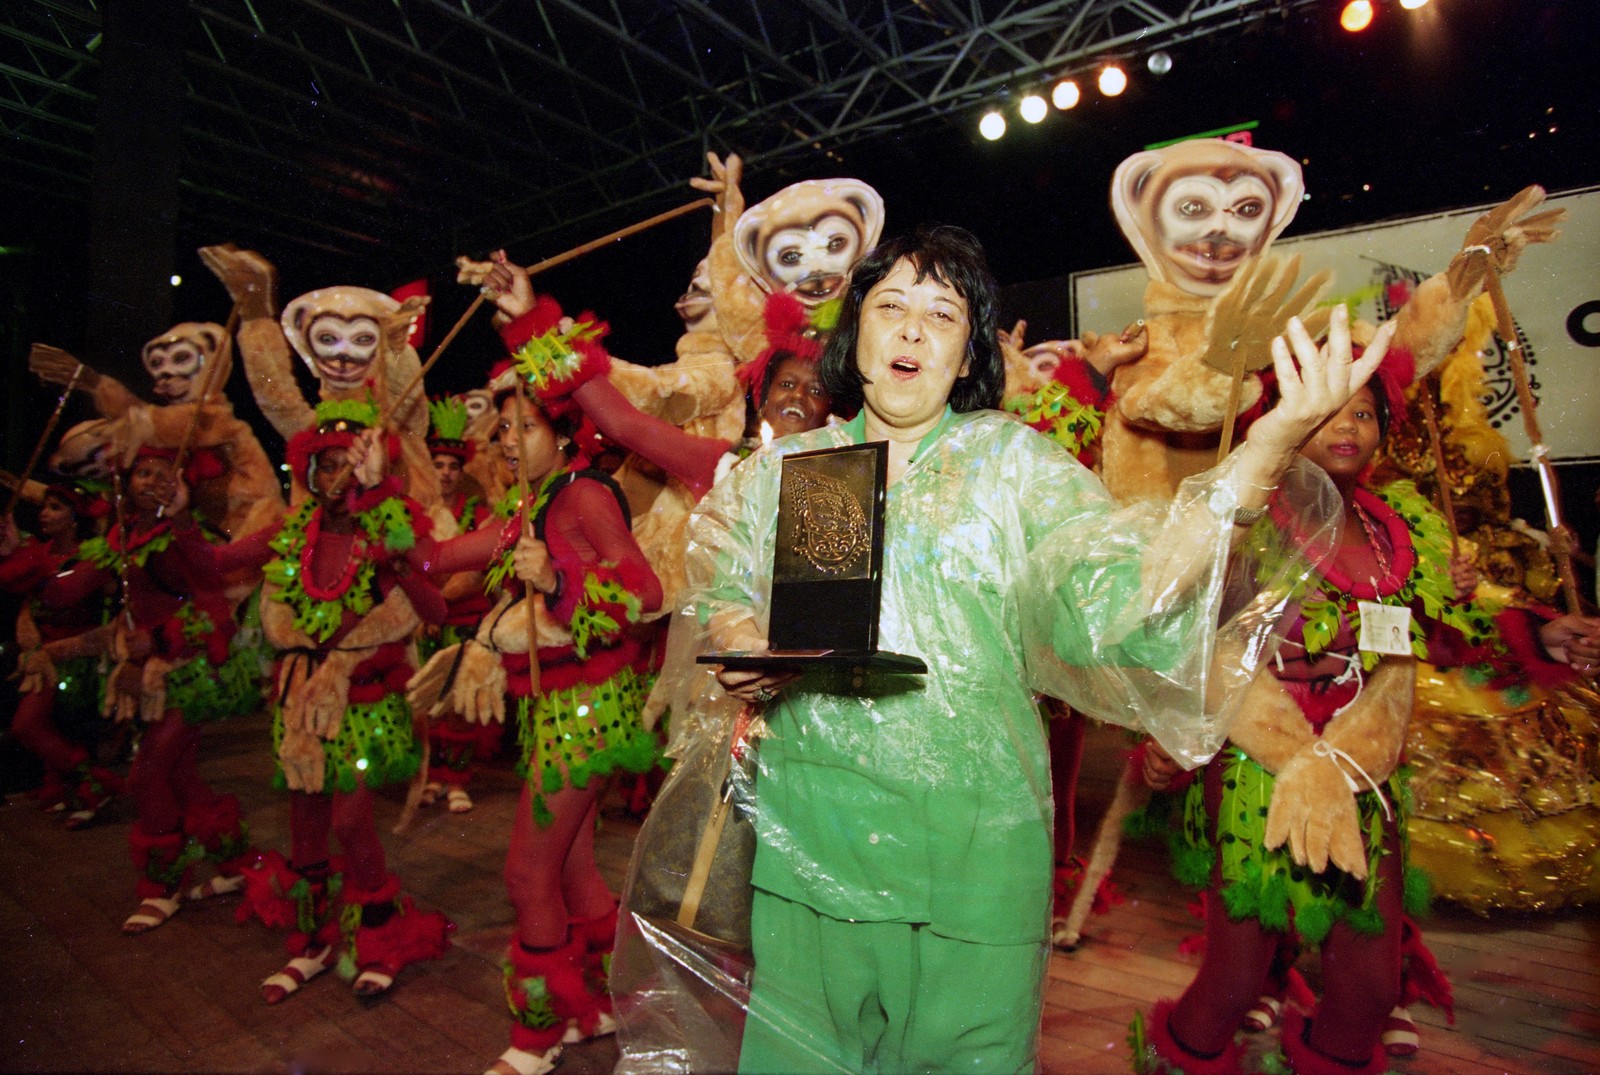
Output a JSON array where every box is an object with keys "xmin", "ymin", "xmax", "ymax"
[
  {"xmin": 385, "ymin": 295, "xmax": 429, "ymax": 353},
  {"xmin": 1110, "ymin": 150, "xmax": 1170, "ymax": 280},
  {"xmin": 1246, "ymin": 148, "xmax": 1306, "ymax": 242}
]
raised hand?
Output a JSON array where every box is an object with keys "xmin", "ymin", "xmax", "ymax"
[
  {"xmin": 1246, "ymin": 304, "xmax": 1392, "ymax": 460},
  {"xmin": 198, "ymin": 244, "xmax": 277, "ymax": 321},
  {"xmin": 689, "ymin": 152, "xmax": 746, "ymax": 229},
  {"xmin": 1200, "ymin": 254, "xmax": 1333, "ymax": 378}
]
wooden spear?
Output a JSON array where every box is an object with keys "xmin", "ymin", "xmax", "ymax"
[
  {"xmin": 1478, "ymin": 263, "xmax": 1582, "ymax": 614},
  {"xmin": 5, "ymin": 362, "xmax": 85, "ymax": 518},
  {"xmin": 1414, "ymin": 379, "xmax": 1462, "ymax": 561}
]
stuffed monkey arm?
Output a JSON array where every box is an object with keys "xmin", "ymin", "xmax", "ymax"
[
  {"xmin": 1263, "ymin": 659, "xmax": 1413, "ymax": 879},
  {"xmin": 300, "ymin": 583, "xmax": 422, "ymax": 740},
  {"xmin": 1222, "ymin": 669, "xmax": 1317, "ymax": 774},
  {"xmin": 1396, "ymin": 186, "xmax": 1567, "ymax": 379}
]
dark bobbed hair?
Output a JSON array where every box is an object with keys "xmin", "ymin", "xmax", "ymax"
[{"xmin": 820, "ymin": 224, "xmax": 1004, "ymax": 416}]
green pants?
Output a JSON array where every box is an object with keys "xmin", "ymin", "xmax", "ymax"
[{"xmin": 739, "ymin": 890, "xmax": 1047, "ymax": 1074}]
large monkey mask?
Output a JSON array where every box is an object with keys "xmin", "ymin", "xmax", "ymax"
[
  {"xmin": 733, "ymin": 178, "xmax": 885, "ymax": 306},
  {"xmin": 141, "ymin": 322, "xmax": 232, "ymax": 404},
  {"xmin": 1112, "ymin": 141, "xmax": 1304, "ymax": 298},
  {"xmin": 281, "ymin": 286, "xmax": 418, "ymax": 399}
]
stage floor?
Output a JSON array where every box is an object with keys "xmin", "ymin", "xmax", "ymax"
[{"xmin": 1, "ymin": 711, "xmax": 1594, "ymax": 1074}]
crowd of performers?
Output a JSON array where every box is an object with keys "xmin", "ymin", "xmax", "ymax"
[{"xmin": 2, "ymin": 143, "xmax": 1598, "ymax": 1075}]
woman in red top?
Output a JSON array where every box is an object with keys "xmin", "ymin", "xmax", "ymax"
[
  {"xmin": 44, "ymin": 447, "xmax": 277, "ymax": 934},
  {"xmin": 413, "ymin": 299, "xmax": 663, "ymax": 1075},
  {"xmin": 0, "ymin": 484, "xmax": 115, "ymax": 826}
]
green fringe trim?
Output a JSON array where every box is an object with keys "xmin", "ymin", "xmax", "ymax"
[
  {"xmin": 514, "ymin": 666, "xmax": 661, "ymax": 828},
  {"xmin": 504, "ymin": 961, "xmax": 562, "ymax": 1030},
  {"xmin": 510, "ymin": 319, "xmax": 605, "ymax": 393},
  {"xmin": 568, "ymin": 573, "xmax": 643, "ymax": 660},
  {"xmin": 271, "ymin": 692, "xmax": 420, "ymax": 793},
  {"xmin": 1175, "ymin": 749, "xmax": 1412, "ymax": 944},
  {"xmin": 427, "ymin": 396, "xmax": 471, "ymax": 442},
  {"xmin": 1004, "ymin": 379, "xmax": 1105, "ymax": 459},
  {"xmin": 170, "ymin": 647, "xmax": 262, "ymax": 725},
  {"xmin": 314, "ymin": 396, "xmax": 380, "ymax": 428}
]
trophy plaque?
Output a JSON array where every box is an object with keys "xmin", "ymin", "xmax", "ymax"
[{"xmin": 699, "ymin": 441, "xmax": 926, "ymax": 674}]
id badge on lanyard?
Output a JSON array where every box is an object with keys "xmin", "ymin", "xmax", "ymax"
[{"xmin": 1358, "ymin": 601, "xmax": 1413, "ymax": 656}]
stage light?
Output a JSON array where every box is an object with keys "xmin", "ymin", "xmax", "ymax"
[
  {"xmin": 979, "ymin": 110, "xmax": 1007, "ymax": 140},
  {"xmin": 1400, "ymin": 0, "xmax": 1429, "ymax": 8},
  {"xmin": 169, "ymin": 274, "xmax": 182, "ymax": 286},
  {"xmin": 1052, "ymin": 79, "xmax": 1081, "ymax": 110},
  {"xmin": 1147, "ymin": 51, "xmax": 1173, "ymax": 76},
  {"xmin": 1340, "ymin": 1, "xmax": 1374, "ymax": 31},
  {"xmin": 1098, "ymin": 65, "xmax": 1127, "ymax": 97},
  {"xmin": 1019, "ymin": 93, "xmax": 1048, "ymax": 124}
]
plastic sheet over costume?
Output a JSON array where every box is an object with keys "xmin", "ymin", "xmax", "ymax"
[{"xmin": 613, "ymin": 412, "xmax": 1340, "ymax": 1073}]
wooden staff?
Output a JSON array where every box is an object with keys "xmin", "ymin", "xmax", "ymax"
[
  {"xmin": 1480, "ymin": 264, "xmax": 1582, "ymax": 614},
  {"xmin": 511, "ymin": 374, "xmax": 541, "ymax": 699},
  {"xmin": 393, "ymin": 197, "xmax": 713, "ymax": 430},
  {"xmin": 1215, "ymin": 346, "xmax": 1248, "ymax": 466},
  {"xmin": 5, "ymin": 362, "xmax": 84, "ymax": 518},
  {"xmin": 1414, "ymin": 379, "xmax": 1461, "ymax": 560}
]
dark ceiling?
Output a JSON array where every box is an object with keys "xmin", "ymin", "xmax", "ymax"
[{"xmin": 2, "ymin": 0, "xmax": 1597, "ymax": 381}]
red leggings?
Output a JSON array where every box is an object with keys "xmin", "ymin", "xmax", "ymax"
[
  {"xmin": 10, "ymin": 691, "xmax": 82, "ymax": 774},
  {"xmin": 505, "ymin": 780, "xmax": 616, "ymax": 948},
  {"xmin": 289, "ymin": 786, "xmax": 388, "ymax": 892},
  {"xmin": 127, "ymin": 711, "xmax": 216, "ymax": 837},
  {"xmin": 1169, "ymin": 759, "xmax": 1403, "ymax": 1065}
]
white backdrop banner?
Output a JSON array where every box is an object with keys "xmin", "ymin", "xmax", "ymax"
[{"xmin": 1070, "ymin": 186, "xmax": 1600, "ymax": 464}]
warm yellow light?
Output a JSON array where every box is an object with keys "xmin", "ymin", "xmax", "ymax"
[
  {"xmin": 1340, "ymin": 0, "xmax": 1374, "ymax": 31},
  {"xmin": 979, "ymin": 110, "xmax": 1007, "ymax": 140},
  {"xmin": 1098, "ymin": 65, "xmax": 1127, "ymax": 97},
  {"xmin": 1400, "ymin": 0, "xmax": 1429, "ymax": 8},
  {"xmin": 1052, "ymin": 79, "xmax": 1081, "ymax": 110},
  {"xmin": 1019, "ymin": 94, "xmax": 1048, "ymax": 123}
]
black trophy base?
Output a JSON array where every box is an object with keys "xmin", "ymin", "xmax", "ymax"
[{"xmin": 697, "ymin": 649, "xmax": 928, "ymax": 674}]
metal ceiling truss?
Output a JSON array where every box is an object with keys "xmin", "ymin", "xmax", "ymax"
[{"xmin": 1, "ymin": 0, "xmax": 1315, "ymax": 266}]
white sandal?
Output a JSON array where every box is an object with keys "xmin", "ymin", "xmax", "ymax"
[
  {"xmin": 420, "ymin": 782, "xmax": 443, "ymax": 806},
  {"xmin": 352, "ymin": 966, "xmax": 395, "ymax": 997},
  {"xmin": 561, "ymin": 1011, "xmax": 617, "ymax": 1044},
  {"xmin": 122, "ymin": 895, "xmax": 181, "ymax": 935},
  {"xmin": 185, "ymin": 873, "xmax": 247, "ymax": 901},
  {"xmin": 447, "ymin": 787, "xmax": 474, "ymax": 813},
  {"xmin": 261, "ymin": 944, "xmax": 335, "ymax": 1005},
  {"xmin": 1241, "ymin": 994, "xmax": 1282, "ymax": 1033},
  {"xmin": 485, "ymin": 1044, "xmax": 562, "ymax": 1075}
]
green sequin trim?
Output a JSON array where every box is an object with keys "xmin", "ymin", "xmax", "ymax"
[
  {"xmin": 263, "ymin": 496, "xmax": 417, "ymax": 644},
  {"xmin": 514, "ymin": 666, "xmax": 660, "ymax": 827},
  {"xmin": 271, "ymin": 692, "xmax": 419, "ymax": 793},
  {"xmin": 1174, "ymin": 749, "xmax": 1426, "ymax": 943},
  {"xmin": 169, "ymin": 647, "xmax": 261, "ymax": 725}
]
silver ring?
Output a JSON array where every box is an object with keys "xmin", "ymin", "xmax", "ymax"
[{"xmin": 751, "ymin": 687, "xmax": 777, "ymax": 705}]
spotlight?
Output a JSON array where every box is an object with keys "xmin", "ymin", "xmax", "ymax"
[
  {"xmin": 1147, "ymin": 51, "xmax": 1173, "ymax": 76},
  {"xmin": 1052, "ymin": 79, "xmax": 1081, "ymax": 110},
  {"xmin": 1019, "ymin": 93, "xmax": 1048, "ymax": 124},
  {"xmin": 979, "ymin": 110, "xmax": 1007, "ymax": 140},
  {"xmin": 1098, "ymin": 65, "xmax": 1127, "ymax": 97},
  {"xmin": 169, "ymin": 274, "xmax": 182, "ymax": 286},
  {"xmin": 1340, "ymin": 0, "xmax": 1374, "ymax": 31},
  {"xmin": 1400, "ymin": 0, "xmax": 1429, "ymax": 7}
]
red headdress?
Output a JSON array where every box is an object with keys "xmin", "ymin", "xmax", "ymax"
[
  {"xmin": 284, "ymin": 398, "xmax": 400, "ymax": 488},
  {"xmin": 739, "ymin": 291, "xmax": 825, "ymax": 411}
]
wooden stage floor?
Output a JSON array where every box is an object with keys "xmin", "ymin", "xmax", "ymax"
[{"xmin": 1, "ymin": 712, "xmax": 1595, "ymax": 1074}]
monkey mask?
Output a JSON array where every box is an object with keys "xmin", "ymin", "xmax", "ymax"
[
  {"xmin": 141, "ymin": 322, "xmax": 232, "ymax": 405},
  {"xmin": 734, "ymin": 178, "xmax": 885, "ymax": 305},
  {"xmin": 49, "ymin": 419, "xmax": 118, "ymax": 482},
  {"xmin": 1111, "ymin": 140, "xmax": 1304, "ymax": 298},
  {"xmin": 281, "ymin": 286, "xmax": 420, "ymax": 396}
]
